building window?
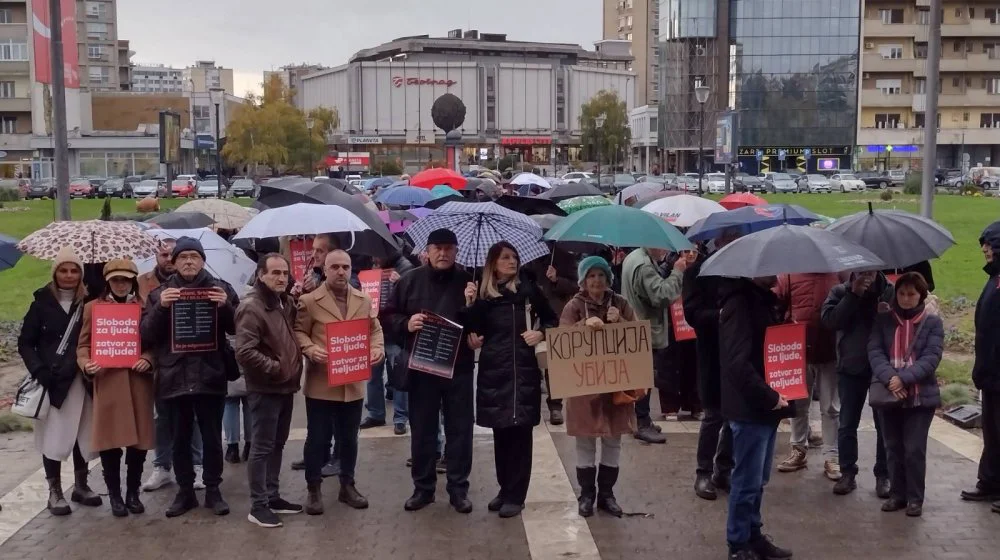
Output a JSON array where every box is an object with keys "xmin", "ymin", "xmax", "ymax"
[
  {"xmin": 915, "ymin": 78, "xmax": 927, "ymax": 94},
  {"xmin": 953, "ymin": 76, "xmax": 961, "ymax": 87},
  {"xmin": 88, "ymin": 46, "xmax": 104, "ymax": 60},
  {"xmin": 193, "ymin": 105, "xmax": 210, "ymax": 119},
  {"xmin": 626, "ymin": 32, "xmax": 633, "ymax": 41},
  {"xmin": 917, "ymin": 9, "xmax": 930, "ymax": 25},
  {"xmin": 879, "ymin": 9, "xmax": 904, "ymax": 24},
  {"xmin": 964, "ymin": 112, "xmax": 970, "ymax": 122},
  {"xmin": 626, "ymin": 15, "xmax": 633, "ymax": 26},
  {"xmin": 0, "ymin": 9, "xmax": 11, "ymax": 24},
  {"xmin": 649, "ymin": 117, "xmax": 657, "ymax": 132},
  {"xmin": 969, "ymin": 7, "xmax": 975, "ymax": 19},
  {"xmin": 875, "ymin": 113, "xmax": 901, "ymax": 128},
  {"xmin": 86, "ymin": 1, "xmax": 108, "ymax": 19},
  {"xmin": 982, "ymin": 113, "xmax": 1000, "ymax": 128},
  {"xmin": 0, "ymin": 81, "xmax": 13, "ymax": 98},
  {"xmin": 0, "ymin": 40, "xmax": 27, "ymax": 61},
  {"xmin": 486, "ymin": 75, "xmax": 494, "ymax": 93},
  {"xmin": 0, "ymin": 116, "xmax": 16, "ymax": 134},
  {"xmin": 486, "ymin": 105, "xmax": 495, "ymax": 125},
  {"xmin": 875, "ymin": 79, "xmax": 902, "ymax": 95},
  {"xmin": 914, "ymin": 112, "xmax": 925, "ymax": 128},
  {"xmin": 915, "ymin": 43, "xmax": 928, "ymax": 58},
  {"xmin": 954, "ymin": 40, "xmax": 962, "ymax": 52},
  {"xmin": 556, "ymin": 106, "xmax": 564, "ymax": 126},
  {"xmin": 88, "ymin": 66, "xmax": 110, "ymax": 84},
  {"xmin": 988, "ymin": 77, "xmax": 1000, "ymax": 94},
  {"xmin": 988, "ymin": 9, "xmax": 1000, "ymax": 24},
  {"xmin": 86, "ymin": 23, "xmax": 109, "ymax": 40}
]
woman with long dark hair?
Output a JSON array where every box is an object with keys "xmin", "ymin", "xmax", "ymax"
[{"xmin": 466, "ymin": 241, "xmax": 557, "ymax": 518}]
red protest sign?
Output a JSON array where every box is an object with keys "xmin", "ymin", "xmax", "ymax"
[
  {"xmin": 91, "ymin": 303, "xmax": 142, "ymax": 368},
  {"xmin": 764, "ymin": 323, "xmax": 808, "ymax": 401},
  {"xmin": 325, "ymin": 319, "xmax": 371, "ymax": 387},
  {"xmin": 358, "ymin": 269, "xmax": 392, "ymax": 311},
  {"xmin": 670, "ymin": 299, "xmax": 696, "ymax": 341},
  {"xmin": 885, "ymin": 273, "xmax": 900, "ymax": 285},
  {"xmin": 289, "ymin": 238, "xmax": 312, "ymax": 282}
]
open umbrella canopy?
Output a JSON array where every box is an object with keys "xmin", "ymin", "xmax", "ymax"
[
  {"xmin": 530, "ymin": 214, "xmax": 564, "ymax": 232},
  {"xmin": 256, "ymin": 178, "xmax": 360, "ymax": 210},
  {"xmin": 510, "ymin": 172, "xmax": 551, "ymax": 189},
  {"xmin": 410, "ymin": 168, "xmax": 468, "ymax": 190},
  {"xmin": 423, "ymin": 194, "xmax": 467, "ymax": 210},
  {"xmin": 615, "ymin": 182, "xmax": 665, "ymax": 205},
  {"xmin": 558, "ymin": 195, "xmax": 611, "ymax": 215},
  {"xmin": 465, "ymin": 177, "xmax": 501, "ymax": 198},
  {"xmin": 136, "ymin": 228, "xmax": 256, "ymax": 296},
  {"xmin": 536, "ymin": 181, "xmax": 603, "ymax": 202},
  {"xmin": 145, "ymin": 211, "xmax": 216, "ymax": 230},
  {"xmin": 431, "ymin": 185, "xmax": 464, "ymax": 199},
  {"xmin": 0, "ymin": 233, "xmax": 23, "ymax": 271},
  {"xmin": 633, "ymin": 190, "xmax": 686, "ymax": 208},
  {"xmin": 234, "ymin": 203, "xmax": 399, "ymax": 258},
  {"xmin": 494, "ymin": 195, "xmax": 567, "ymax": 217},
  {"xmin": 700, "ymin": 224, "xmax": 885, "ymax": 278},
  {"xmin": 18, "ymin": 220, "xmax": 160, "ymax": 263},
  {"xmin": 175, "ymin": 199, "xmax": 253, "ymax": 230},
  {"xmin": 719, "ymin": 192, "xmax": 768, "ymax": 210},
  {"xmin": 827, "ymin": 204, "xmax": 956, "ymax": 269},
  {"xmin": 685, "ymin": 204, "xmax": 820, "ymax": 242},
  {"xmin": 640, "ymin": 194, "xmax": 726, "ymax": 228},
  {"xmin": 376, "ymin": 185, "xmax": 434, "ymax": 207},
  {"xmin": 545, "ymin": 205, "xmax": 693, "ymax": 252},
  {"xmin": 378, "ymin": 209, "xmax": 419, "ymax": 234},
  {"xmin": 313, "ymin": 177, "xmax": 362, "ymax": 195}
]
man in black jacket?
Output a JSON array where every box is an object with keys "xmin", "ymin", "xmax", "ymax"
[
  {"xmin": 385, "ymin": 228, "xmax": 477, "ymax": 514},
  {"xmin": 718, "ymin": 277, "xmax": 794, "ymax": 560},
  {"xmin": 821, "ymin": 271, "xmax": 893, "ymax": 498},
  {"xmin": 141, "ymin": 237, "xmax": 240, "ymax": 518},
  {"xmin": 961, "ymin": 222, "xmax": 1000, "ymax": 509}
]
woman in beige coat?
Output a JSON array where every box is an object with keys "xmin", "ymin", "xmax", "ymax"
[
  {"xmin": 78, "ymin": 259, "xmax": 155, "ymax": 518},
  {"xmin": 559, "ymin": 256, "xmax": 637, "ymax": 519}
]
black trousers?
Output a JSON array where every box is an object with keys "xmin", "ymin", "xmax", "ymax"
[
  {"xmin": 248, "ymin": 393, "xmax": 294, "ymax": 509},
  {"xmin": 493, "ymin": 425, "xmax": 534, "ymax": 506},
  {"xmin": 304, "ymin": 398, "xmax": 363, "ymax": 486},
  {"xmin": 42, "ymin": 443, "xmax": 88, "ymax": 478},
  {"xmin": 696, "ymin": 407, "xmax": 734, "ymax": 478},
  {"xmin": 409, "ymin": 371, "xmax": 474, "ymax": 497},
  {"xmin": 99, "ymin": 447, "xmax": 147, "ymax": 493},
  {"xmin": 838, "ymin": 373, "xmax": 888, "ymax": 478},
  {"xmin": 656, "ymin": 343, "xmax": 702, "ymax": 415},
  {"xmin": 979, "ymin": 390, "xmax": 1000, "ymax": 489},
  {"xmin": 543, "ymin": 371, "xmax": 562, "ymax": 411},
  {"xmin": 879, "ymin": 406, "xmax": 935, "ymax": 504},
  {"xmin": 169, "ymin": 394, "xmax": 225, "ymax": 490}
]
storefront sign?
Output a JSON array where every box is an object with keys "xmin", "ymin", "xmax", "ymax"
[
  {"xmin": 739, "ymin": 146, "xmax": 852, "ymax": 157},
  {"xmin": 501, "ymin": 136, "xmax": 553, "ymax": 146},
  {"xmin": 90, "ymin": 303, "xmax": 142, "ymax": 368},
  {"xmin": 348, "ymin": 136, "xmax": 383, "ymax": 145},
  {"xmin": 392, "ymin": 76, "xmax": 457, "ymax": 88},
  {"xmin": 325, "ymin": 319, "xmax": 371, "ymax": 387},
  {"xmin": 195, "ymin": 134, "xmax": 216, "ymax": 150},
  {"xmin": 817, "ymin": 157, "xmax": 840, "ymax": 170},
  {"xmin": 865, "ymin": 145, "xmax": 918, "ymax": 153},
  {"xmin": 764, "ymin": 323, "xmax": 808, "ymax": 401},
  {"xmin": 405, "ymin": 131, "xmax": 437, "ymax": 145},
  {"xmin": 545, "ymin": 320, "xmax": 654, "ymax": 399},
  {"xmin": 324, "ymin": 152, "xmax": 371, "ymax": 168}
]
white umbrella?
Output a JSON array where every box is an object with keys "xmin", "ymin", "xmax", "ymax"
[
  {"xmin": 511, "ymin": 173, "xmax": 552, "ymax": 189},
  {"xmin": 640, "ymin": 195, "xmax": 726, "ymax": 228},
  {"xmin": 175, "ymin": 199, "xmax": 253, "ymax": 230},
  {"xmin": 136, "ymin": 228, "xmax": 256, "ymax": 296}
]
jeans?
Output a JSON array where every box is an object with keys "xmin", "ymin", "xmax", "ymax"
[
  {"xmin": 789, "ymin": 362, "xmax": 840, "ymax": 457},
  {"xmin": 223, "ymin": 397, "xmax": 251, "ymax": 445},
  {"xmin": 409, "ymin": 371, "xmax": 474, "ymax": 497},
  {"xmin": 247, "ymin": 393, "xmax": 294, "ymax": 509},
  {"xmin": 168, "ymin": 394, "xmax": 224, "ymax": 490},
  {"xmin": 727, "ymin": 421, "xmax": 778, "ymax": 550},
  {"xmin": 838, "ymin": 373, "xmax": 888, "ymax": 478},
  {"xmin": 879, "ymin": 406, "xmax": 935, "ymax": 504},
  {"xmin": 493, "ymin": 425, "xmax": 534, "ymax": 505},
  {"xmin": 304, "ymin": 398, "xmax": 363, "ymax": 486},
  {"xmin": 152, "ymin": 399, "xmax": 203, "ymax": 470},
  {"xmin": 696, "ymin": 407, "xmax": 734, "ymax": 478},
  {"xmin": 365, "ymin": 345, "xmax": 409, "ymax": 425},
  {"xmin": 635, "ymin": 392, "xmax": 653, "ymax": 427}
]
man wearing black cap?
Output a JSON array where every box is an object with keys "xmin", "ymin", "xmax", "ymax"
[
  {"xmin": 141, "ymin": 236, "xmax": 241, "ymax": 518},
  {"xmin": 385, "ymin": 228, "xmax": 478, "ymax": 513}
]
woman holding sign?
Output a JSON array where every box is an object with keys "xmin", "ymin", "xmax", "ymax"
[
  {"xmin": 466, "ymin": 241, "xmax": 558, "ymax": 519},
  {"xmin": 558, "ymin": 256, "xmax": 637, "ymax": 518},
  {"xmin": 77, "ymin": 259, "xmax": 155, "ymax": 518},
  {"xmin": 867, "ymin": 272, "xmax": 943, "ymax": 517}
]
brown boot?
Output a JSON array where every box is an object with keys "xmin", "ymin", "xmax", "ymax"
[
  {"xmin": 305, "ymin": 483, "xmax": 323, "ymax": 515},
  {"xmin": 70, "ymin": 470, "xmax": 103, "ymax": 507},
  {"xmin": 47, "ymin": 476, "xmax": 71, "ymax": 516},
  {"xmin": 777, "ymin": 446, "xmax": 807, "ymax": 473},
  {"xmin": 339, "ymin": 483, "xmax": 369, "ymax": 509}
]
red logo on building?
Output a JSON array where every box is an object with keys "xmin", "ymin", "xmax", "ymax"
[{"xmin": 392, "ymin": 76, "xmax": 457, "ymax": 88}]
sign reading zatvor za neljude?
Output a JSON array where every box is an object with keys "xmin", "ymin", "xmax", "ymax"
[{"xmin": 545, "ymin": 320, "xmax": 654, "ymax": 400}]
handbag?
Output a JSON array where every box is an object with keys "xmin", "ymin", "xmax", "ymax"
[
  {"xmin": 11, "ymin": 303, "xmax": 83, "ymax": 420},
  {"xmin": 869, "ymin": 320, "xmax": 926, "ymax": 409},
  {"xmin": 612, "ymin": 388, "xmax": 648, "ymax": 406},
  {"xmin": 526, "ymin": 305, "xmax": 548, "ymax": 370}
]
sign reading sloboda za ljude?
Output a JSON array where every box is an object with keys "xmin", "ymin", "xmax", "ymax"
[{"xmin": 545, "ymin": 320, "xmax": 654, "ymax": 399}]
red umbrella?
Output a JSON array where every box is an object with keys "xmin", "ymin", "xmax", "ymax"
[
  {"xmin": 719, "ymin": 192, "xmax": 767, "ymax": 210},
  {"xmin": 409, "ymin": 168, "xmax": 468, "ymax": 190}
]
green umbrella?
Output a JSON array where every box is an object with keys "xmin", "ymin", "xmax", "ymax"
[
  {"xmin": 809, "ymin": 214, "xmax": 836, "ymax": 229},
  {"xmin": 545, "ymin": 205, "xmax": 694, "ymax": 251},
  {"xmin": 557, "ymin": 195, "xmax": 611, "ymax": 214},
  {"xmin": 431, "ymin": 184, "xmax": 463, "ymax": 199}
]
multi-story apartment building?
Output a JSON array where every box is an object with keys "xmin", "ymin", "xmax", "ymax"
[
  {"xmin": 0, "ymin": 0, "xmax": 33, "ymax": 176},
  {"xmin": 132, "ymin": 64, "xmax": 185, "ymax": 93},
  {"xmin": 859, "ymin": 1, "xmax": 1000, "ymax": 171},
  {"xmin": 117, "ymin": 39, "xmax": 132, "ymax": 90},
  {"xmin": 77, "ymin": 0, "xmax": 121, "ymax": 91},
  {"xmin": 183, "ymin": 60, "xmax": 234, "ymax": 95},
  {"xmin": 604, "ymin": 0, "xmax": 659, "ymax": 106},
  {"xmin": 264, "ymin": 63, "xmax": 326, "ymax": 109}
]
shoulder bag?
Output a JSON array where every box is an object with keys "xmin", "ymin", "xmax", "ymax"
[
  {"xmin": 12, "ymin": 303, "xmax": 83, "ymax": 420},
  {"xmin": 869, "ymin": 320, "xmax": 926, "ymax": 408}
]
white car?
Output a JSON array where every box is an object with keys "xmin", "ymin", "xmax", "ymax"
[
  {"xmin": 705, "ymin": 173, "xmax": 727, "ymax": 194},
  {"xmin": 132, "ymin": 179, "xmax": 161, "ymax": 198},
  {"xmin": 196, "ymin": 180, "xmax": 223, "ymax": 198},
  {"xmin": 561, "ymin": 172, "xmax": 593, "ymax": 184},
  {"xmin": 830, "ymin": 174, "xmax": 866, "ymax": 192},
  {"xmin": 800, "ymin": 174, "xmax": 832, "ymax": 193}
]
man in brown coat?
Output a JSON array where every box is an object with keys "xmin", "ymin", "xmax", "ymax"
[
  {"xmin": 235, "ymin": 254, "xmax": 303, "ymax": 528},
  {"xmin": 295, "ymin": 250, "xmax": 384, "ymax": 515}
]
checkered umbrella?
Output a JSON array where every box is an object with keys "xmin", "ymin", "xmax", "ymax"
[{"xmin": 406, "ymin": 201, "xmax": 549, "ymax": 268}]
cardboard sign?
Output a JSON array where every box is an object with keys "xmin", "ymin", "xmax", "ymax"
[
  {"xmin": 764, "ymin": 323, "xmax": 808, "ymax": 400},
  {"xmin": 91, "ymin": 303, "xmax": 142, "ymax": 368},
  {"xmin": 325, "ymin": 319, "xmax": 371, "ymax": 387},
  {"xmin": 171, "ymin": 288, "xmax": 219, "ymax": 352},
  {"xmin": 358, "ymin": 269, "xmax": 392, "ymax": 311},
  {"xmin": 544, "ymin": 320, "xmax": 654, "ymax": 399},
  {"xmin": 289, "ymin": 238, "xmax": 312, "ymax": 283},
  {"xmin": 670, "ymin": 299, "xmax": 696, "ymax": 341},
  {"xmin": 408, "ymin": 311, "xmax": 463, "ymax": 379}
]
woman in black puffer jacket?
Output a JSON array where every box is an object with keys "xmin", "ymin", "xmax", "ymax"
[{"xmin": 466, "ymin": 241, "xmax": 557, "ymax": 518}]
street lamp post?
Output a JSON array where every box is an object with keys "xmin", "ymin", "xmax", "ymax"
[
  {"xmin": 695, "ymin": 84, "xmax": 710, "ymax": 197},
  {"xmin": 595, "ymin": 113, "xmax": 606, "ymax": 186},
  {"xmin": 209, "ymin": 87, "xmax": 225, "ymax": 199},
  {"xmin": 306, "ymin": 117, "xmax": 315, "ymax": 179}
]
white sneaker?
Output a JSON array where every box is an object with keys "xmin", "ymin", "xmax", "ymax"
[
  {"xmin": 141, "ymin": 466, "xmax": 174, "ymax": 492},
  {"xmin": 193, "ymin": 466, "xmax": 206, "ymax": 490}
]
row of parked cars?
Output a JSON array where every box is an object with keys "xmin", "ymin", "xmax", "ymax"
[{"xmin": 6, "ymin": 175, "xmax": 262, "ymax": 200}]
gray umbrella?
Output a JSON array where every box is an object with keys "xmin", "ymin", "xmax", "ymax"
[
  {"xmin": 827, "ymin": 204, "xmax": 955, "ymax": 269},
  {"xmin": 700, "ymin": 224, "xmax": 885, "ymax": 278},
  {"xmin": 145, "ymin": 211, "xmax": 216, "ymax": 229}
]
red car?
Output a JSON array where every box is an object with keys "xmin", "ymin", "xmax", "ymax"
[
  {"xmin": 171, "ymin": 179, "xmax": 195, "ymax": 197},
  {"xmin": 68, "ymin": 178, "xmax": 95, "ymax": 198}
]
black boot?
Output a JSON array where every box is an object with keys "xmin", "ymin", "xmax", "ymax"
[
  {"xmin": 694, "ymin": 474, "xmax": 718, "ymax": 501},
  {"xmin": 596, "ymin": 464, "xmax": 623, "ymax": 517},
  {"xmin": 46, "ymin": 476, "xmax": 71, "ymax": 516},
  {"xmin": 165, "ymin": 487, "xmax": 198, "ymax": 518},
  {"xmin": 70, "ymin": 470, "xmax": 103, "ymax": 507},
  {"xmin": 103, "ymin": 465, "xmax": 127, "ymax": 517},
  {"xmin": 242, "ymin": 442, "xmax": 251, "ymax": 463},
  {"xmin": 204, "ymin": 487, "xmax": 230, "ymax": 516},
  {"xmin": 125, "ymin": 457, "xmax": 145, "ymax": 514},
  {"xmin": 833, "ymin": 472, "xmax": 857, "ymax": 495},
  {"xmin": 576, "ymin": 466, "xmax": 596, "ymax": 517},
  {"xmin": 225, "ymin": 444, "xmax": 240, "ymax": 464}
]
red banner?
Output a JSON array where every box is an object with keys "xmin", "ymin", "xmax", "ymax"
[
  {"xmin": 91, "ymin": 303, "xmax": 142, "ymax": 368},
  {"xmin": 670, "ymin": 300, "xmax": 696, "ymax": 341},
  {"xmin": 289, "ymin": 238, "xmax": 312, "ymax": 282},
  {"xmin": 764, "ymin": 323, "xmax": 808, "ymax": 401},
  {"xmin": 324, "ymin": 152, "xmax": 371, "ymax": 168},
  {"xmin": 31, "ymin": 0, "xmax": 81, "ymax": 88},
  {"xmin": 325, "ymin": 319, "xmax": 371, "ymax": 387},
  {"xmin": 357, "ymin": 269, "xmax": 391, "ymax": 311}
]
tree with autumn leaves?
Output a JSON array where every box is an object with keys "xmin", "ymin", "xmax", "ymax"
[
  {"xmin": 579, "ymin": 90, "xmax": 631, "ymax": 166},
  {"xmin": 222, "ymin": 75, "xmax": 339, "ymax": 174}
]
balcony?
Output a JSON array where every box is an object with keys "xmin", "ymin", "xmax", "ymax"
[
  {"xmin": 0, "ymin": 133, "xmax": 31, "ymax": 151},
  {"xmin": 863, "ymin": 21, "xmax": 927, "ymax": 42},
  {"xmin": 0, "ymin": 24, "xmax": 28, "ymax": 41},
  {"xmin": 858, "ymin": 126, "xmax": 1000, "ymax": 146},
  {"xmin": 0, "ymin": 97, "xmax": 30, "ymax": 112},
  {"xmin": 861, "ymin": 53, "xmax": 921, "ymax": 73},
  {"xmin": 0, "ymin": 60, "xmax": 29, "ymax": 75},
  {"xmin": 936, "ymin": 89, "xmax": 1000, "ymax": 107},
  {"xmin": 942, "ymin": 20, "xmax": 1000, "ymax": 38},
  {"xmin": 860, "ymin": 90, "xmax": 914, "ymax": 108}
]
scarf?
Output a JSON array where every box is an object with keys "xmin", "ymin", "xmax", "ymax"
[{"xmin": 889, "ymin": 303, "xmax": 926, "ymax": 406}]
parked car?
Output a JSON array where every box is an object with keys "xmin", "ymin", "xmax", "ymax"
[
  {"xmin": 170, "ymin": 179, "xmax": 196, "ymax": 197},
  {"xmin": 734, "ymin": 173, "xmax": 763, "ymax": 193},
  {"xmin": 196, "ymin": 179, "xmax": 224, "ymax": 198},
  {"xmin": 798, "ymin": 174, "xmax": 832, "ymax": 193},
  {"xmin": 229, "ymin": 178, "xmax": 258, "ymax": 197},
  {"xmin": 855, "ymin": 171, "xmax": 891, "ymax": 189},
  {"xmin": 86, "ymin": 177, "xmax": 108, "ymax": 189},
  {"xmin": 705, "ymin": 173, "xmax": 728, "ymax": 194},
  {"xmin": 935, "ymin": 168, "xmax": 962, "ymax": 185},
  {"xmin": 132, "ymin": 179, "xmax": 163, "ymax": 198},
  {"xmin": 760, "ymin": 172, "xmax": 797, "ymax": 193},
  {"xmin": 676, "ymin": 176, "xmax": 700, "ymax": 192},
  {"xmin": 25, "ymin": 178, "xmax": 56, "ymax": 199},
  {"xmin": 830, "ymin": 173, "xmax": 866, "ymax": 192},
  {"xmin": 68, "ymin": 178, "xmax": 96, "ymax": 198},
  {"xmin": 611, "ymin": 173, "xmax": 637, "ymax": 192},
  {"xmin": 887, "ymin": 169, "xmax": 906, "ymax": 187},
  {"xmin": 946, "ymin": 173, "xmax": 972, "ymax": 188},
  {"xmin": 971, "ymin": 167, "xmax": 1000, "ymax": 189},
  {"xmin": 561, "ymin": 171, "xmax": 593, "ymax": 184},
  {"xmin": 100, "ymin": 178, "xmax": 130, "ymax": 198}
]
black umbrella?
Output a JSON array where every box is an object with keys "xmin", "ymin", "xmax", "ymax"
[
  {"xmin": 464, "ymin": 177, "xmax": 501, "ymax": 197},
  {"xmin": 827, "ymin": 203, "xmax": 956, "ymax": 269},
  {"xmin": 145, "ymin": 211, "xmax": 216, "ymax": 229},
  {"xmin": 423, "ymin": 194, "xmax": 467, "ymax": 209},
  {"xmin": 495, "ymin": 195, "xmax": 567, "ymax": 217},
  {"xmin": 536, "ymin": 182, "xmax": 603, "ymax": 202},
  {"xmin": 314, "ymin": 177, "xmax": 362, "ymax": 195}
]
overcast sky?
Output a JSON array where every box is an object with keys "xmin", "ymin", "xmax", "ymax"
[{"xmin": 118, "ymin": 0, "xmax": 602, "ymax": 97}]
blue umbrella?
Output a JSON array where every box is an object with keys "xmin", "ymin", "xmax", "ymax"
[
  {"xmin": 368, "ymin": 177, "xmax": 397, "ymax": 189},
  {"xmin": 685, "ymin": 204, "xmax": 820, "ymax": 242},
  {"xmin": 0, "ymin": 233, "xmax": 24, "ymax": 271},
  {"xmin": 376, "ymin": 185, "xmax": 434, "ymax": 207}
]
